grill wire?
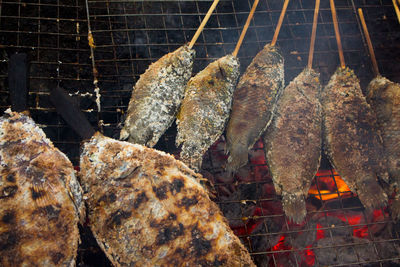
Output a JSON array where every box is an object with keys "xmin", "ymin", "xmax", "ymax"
[{"xmin": 1, "ymin": 0, "xmax": 400, "ymax": 266}]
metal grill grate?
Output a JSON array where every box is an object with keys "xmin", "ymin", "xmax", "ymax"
[{"xmin": 1, "ymin": 0, "xmax": 400, "ymax": 266}]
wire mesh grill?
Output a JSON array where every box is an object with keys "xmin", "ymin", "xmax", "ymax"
[{"xmin": 1, "ymin": 0, "xmax": 400, "ymax": 266}]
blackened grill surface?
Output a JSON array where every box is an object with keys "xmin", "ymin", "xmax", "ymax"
[{"xmin": 1, "ymin": 0, "xmax": 400, "ymax": 266}]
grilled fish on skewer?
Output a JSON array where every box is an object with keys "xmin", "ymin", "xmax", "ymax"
[
  {"xmin": 225, "ymin": 44, "xmax": 284, "ymax": 173},
  {"xmin": 0, "ymin": 111, "xmax": 84, "ymax": 267},
  {"xmin": 80, "ymin": 133, "xmax": 256, "ymax": 267},
  {"xmin": 367, "ymin": 76, "xmax": 400, "ymax": 219},
  {"xmin": 120, "ymin": 45, "xmax": 195, "ymax": 147},
  {"xmin": 322, "ymin": 67, "xmax": 388, "ymax": 210},
  {"xmin": 263, "ymin": 68, "xmax": 321, "ymax": 223},
  {"xmin": 176, "ymin": 54, "xmax": 240, "ymax": 171}
]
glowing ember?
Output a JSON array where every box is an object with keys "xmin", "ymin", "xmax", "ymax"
[{"xmin": 308, "ymin": 170, "xmax": 352, "ymax": 201}]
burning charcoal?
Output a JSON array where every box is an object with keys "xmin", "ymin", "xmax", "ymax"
[
  {"xmin": 263, "ymin": 68, "xmax": 322, "ymax": 224},
  {"xmin": 367, "ymin": 76, "xmax": 400, "ymax": 220},
  {"xmin": 225, "ymin": 44, "xmax": 284, "ymax": 174},
  {"xmin": 322, "ymin": 67, "xmax": 388, "ymax": 210},
  {"xmin": 288, "ymin": 222, "xmax": 318, "ymax": 248},
  {"xmin": 120, "ymin": 45, "xmax": 195, "ymax": 147},
  {"xmin": 176, "ymin": 54, "xmax": 240, "ymax": 171}
]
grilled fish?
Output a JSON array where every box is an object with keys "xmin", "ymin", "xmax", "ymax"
[
  {"xmin": 80, "ymin": 132, "xmax": 255, "ymax": 267},
  {"xmin": 263, "ymin": 68, "xmax": 322, "ymax": 223},
  {"xmin": 0, "ymin": 110, "xmax": 84, "ymax": 267},
  {"xmin": 322, "ymin": 67, "xmax": 388, "ymax": 210},
  {"xmin": 366, "ymin": 76, "xmax": 400, "ymax": 219},
  {"xmin": 120, "ymin": 45, "xmax": 195, "ymax": 147},
  {"xmin": 176, "ymin": 54, "xmax": 240, "ymax": 171},
  {"xmin": 225, "ymin": 44, "xmax": 284, "ymax": 173}
]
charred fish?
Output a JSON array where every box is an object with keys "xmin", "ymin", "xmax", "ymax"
[
  {"xmin": 80, "ymin": 132, "xmax": 255, "ymax": 267},
  {"xmin": 176, "ymin": 54, "xmax": 240, "ymax": 171},
  {"xmin": 120, "ymin": 45, "xmax": 195, "ymax": 147},
  {"xmin": 225, "ymin": 44, "xmax": 284, "ymax": 173},
  {"xmin": 367, "ymin": 76, "xmax": 400, "ymax": 219},
  {"xmin": 322, "ymin": 67, "xmax": 388, "ymax": 210},
  {"xmin": 0, "ymin": 110, "xmax": 84, "ymax": 267},
  {"xmin": 263, "ymin": 68, "xmax": 322, "ymax": 223}
]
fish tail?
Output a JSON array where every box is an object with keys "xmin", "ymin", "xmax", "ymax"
[
  {"xmin": 225, "ymin": 144, "xmax": 249, "ymax": 175},
  {"xmin": 356, "ymin": 179, "xmax": 388, "ymax": 210},
  {"xmin": 282, "ymin": 192, "xmax": 307, "ymax": 224}
]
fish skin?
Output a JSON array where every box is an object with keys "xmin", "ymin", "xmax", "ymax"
[
  {"xmin": 322, "ymin": 67, "xmax": 388, "ymax": 210},
  {"xmin": 366, "ymin": 76, "xmax": 400, "ymax": 220},
  {"xmin": 263, "ymin": 68, "xmax": 322, "ymax": 224},
  {"xmin": 225, "ymin": 44, "xmax": 284, "ymax": 174},
  {"xmin": 80, "ymin": 132, "xmax": 256, "ymax": 267},
  {"xmin": 120, "ymin": 45, "xmax": 195, "ymax": 147},
  {"xmin": 176, "ymin": 54, "xmax": 240, "ymax": 171},
  {"xmin": 0, "ymin": 110, "xmax": 84, "ymax": 267}
]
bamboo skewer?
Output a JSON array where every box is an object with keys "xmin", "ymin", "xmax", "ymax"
[
  {"xmin": 189, "ymin": 0, "xmax": 220, "ymax": 49},
  {"xmin": 308, "ymin": 0, "xmax": 320, "ymax": 69},
  {"xmin": 232, "ymin": 0, "xmax": 260, "ymax": 57},
  {"xmin": 271, "ymin": 0, "xmax": 290, "ymax": 47},
  {"xmin": 330, "ymin": 0, "xmax": 345, "ymax": 68},
  {"xmin": 358, "ymin": 8, "xmax": 380, "ymax": 77},
  {"xmin": 393, "ymin": 0, "xmax": 400, "ymax": 24}
]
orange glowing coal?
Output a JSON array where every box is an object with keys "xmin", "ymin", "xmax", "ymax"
[{"xmin": 308, "ymin": 170, "xmax": 352, "ymax": 201}]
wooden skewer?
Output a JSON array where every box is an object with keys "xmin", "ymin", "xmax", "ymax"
[
  {"xmin": 393, "ymin": 0, "xmax": 400, "ymax": 24},
  {"xmin": 358, "ymin": 8, "xmax": 380, "ymax": 77},
  {"xmin": 330, "ymin": 0, "xmax": 345, "ymax": 68},
  {"xmin": 271, "ymin": 0, "xmax": 290, "ymax": 47},
  {"xmin": 308, "ymin": 0, "xmax": 320, "ymax": 69},
  {"xmin": 188, "ymin": 0, "xmax": 220, "ymax": 49},
  {"xmin": 232, "ymin": 0, "xmax": 260, "ymax": 57}
]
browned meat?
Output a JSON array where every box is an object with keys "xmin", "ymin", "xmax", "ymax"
[
  {"xmin": 176, "ymin": 54, "xmax": 240, "ymax": 171},
  {"xmin": 225, "ymin": 44, "xmax": 284, "ymax": 173},
  {"xmin": 367, "ymin": 76, "xmax": 400, "ymax": 219},
  {"xmin": 0, "ymin": 110, "xmax": 84, "ymax": 267},
  {"xmin": 120, "ymin": 45, "xmax": 195, "ymax": 147},
  {"xmin": 322, "ymin": 67, "xmax": 388, "ymax": 210},
  {"xmin": 263, "ymin": 68, "xmax": 322, "ymax": 223},
  {"xmin": 80, "ymin": 132, "xmax": 255, "ymax": 267}
]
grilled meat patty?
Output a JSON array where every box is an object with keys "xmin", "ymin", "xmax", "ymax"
[
  {"xmin": 367, "ymin": 76, "xmax": 400, "ymax": 219},
  {"xmin": 80, "ymin": 132, "xmax": 255, "ymax": 267},
  {"xmin": 263, "ymin": 68, "xmax": 322, "ymax": 224},
  {"xmin": 120, "ymin": 45, "xmax": 195, "ymax": 147},
  {"xmin": 225, "ymin": 44, "xmax": 284, "ymax": 174},
  {"xmin": 322, "ymin": 67, "xmax": 388, "ymax": 210},
  {"xmin": 0, "ymin": 110, "xmax": 84, "ymax": 267},
  {"xmin": 176, "ymin": 54, "xmax": 240, "ymax": 171}
]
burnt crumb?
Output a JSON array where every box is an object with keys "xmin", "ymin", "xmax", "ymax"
[
  {"xmin": 98, "ymin": 192, "xmax": 117, "ymax": 204},
  {"xmin": 213, "ymin": 258, "xmax": 227, "ymax": 266},
  {"xmin": 141, "ymin": 245, "xmax": 153, "ymax": 258},
  {"xmin": 0, "ymin": 231, "xmax": 18, "ymax": 251},
  {"xmin": 178, "ymin": 196, "xmax": 198, "ymax": 209},
  {"xmin": 168, "ymin": 213, "xmax": 177, "ymax": 221},
  {"xmin": 170, "ymin": 178, "xmax": 185, "ymax": 194},
  {"xmin": 0, "ymin": 185, "xmax": 18, "ymax": 199},
  {"xmin": 191, "ymin": 226, "xmax": 212, "ymax": 257},
  {"xmin": 1, "ymin": 210, "xmax": 16, "ymax": 224},
  {"xmin": 6, "ymin": 174, "xmax": 15, "ymax": 183},
  {"xmin": 40, "ymin": 205, "xmax": 61, "ymax": 221},
  {"xmin": 133, "ymin": 192, "xmax": 148, "ymax": 209},
  {"xmin": 156, "ymin": 223, "xmax": 184, "ymax": 245},
  {"xmin": 108, "ymin": 210, "xmax": 132, "ymax": 227},
  {"xmin": 152, "ymin": 183, "xmax": 168, "ymax": 200},
  {"xmin": 51, "ymin": 252, "xmax": 65, "ymax": 264},
  {"xmin": 30, "ymin": 187, "xmax": 46, "ymax": 200},
  {"xmin": 196, "ymin": 258, "xmax": 226, "ymax": 267},
  {"xmin": 175, "ymin": 247, "xmax": 186, "ymax": 258}
]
